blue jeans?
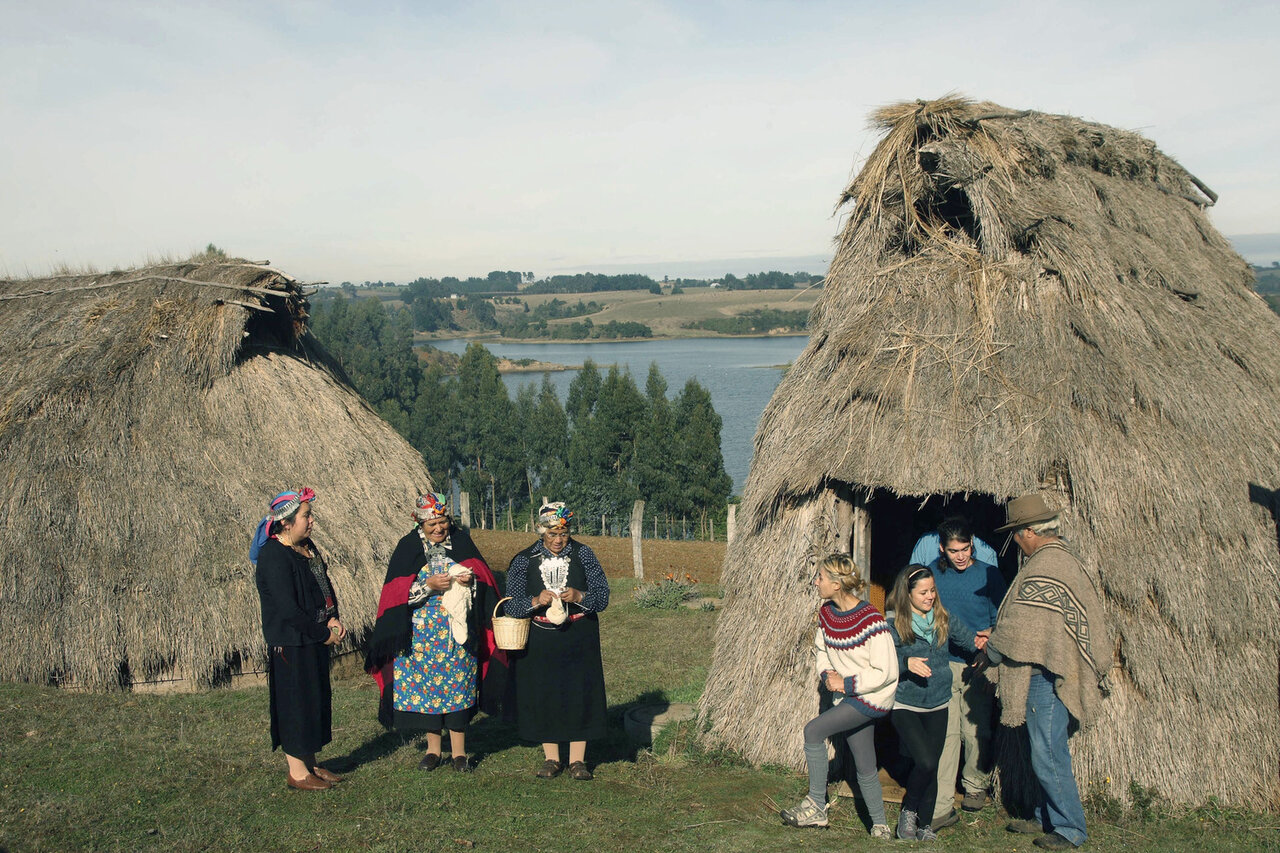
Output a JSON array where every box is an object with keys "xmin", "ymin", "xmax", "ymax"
[{"xmin": 1027, "ymin": 667, "xmax": 1086, "ymax": 846}]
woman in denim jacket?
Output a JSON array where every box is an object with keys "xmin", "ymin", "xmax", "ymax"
[{"xmin": 887, "ymin": 565, "xmax": 980, "ymax": 841}]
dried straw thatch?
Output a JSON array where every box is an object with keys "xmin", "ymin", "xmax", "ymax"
[
  {"xmin": 0, "ymin": 259, "xmax": 433, "ymax": 690},
  {"xmin": 700, "ymin": 96, "xmax": 1280, "ymax": 810}
]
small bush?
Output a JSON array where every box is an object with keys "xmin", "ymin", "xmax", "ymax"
[{"xmin": 634, "ymin": 573, "xmax": 697, "ymax": 609}]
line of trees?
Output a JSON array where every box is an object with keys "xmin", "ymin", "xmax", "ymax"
[{"xmin": 308, "ymin": 294, "xmax": 732, "ymax": 532}]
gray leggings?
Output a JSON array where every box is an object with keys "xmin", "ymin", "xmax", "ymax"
[{"xmin": 802, "ymin": 700, "xmax": 887, "ymax": 825}]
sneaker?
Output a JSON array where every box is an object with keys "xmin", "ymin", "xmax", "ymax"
[
  {"xmin": 780, "ymin": 795, "xmax": 829, "ymax": 828},
  {"xmin": 1033, "ymin": 832, "xmax": 1075, "ymax": 850},
  {"xmin": 961, "ymin": 790, "xmax": 992, "ymax": 812},
  {"xmin": 1007, "ymin": 818, "xmax": 1044, "ymax": 834},
  {"xmin": 870, "ymin": 824, "xmax": 893, "ymax": 840},
  {"xmin": 896, "ymin": 809, "xmax": 918, "ymax": 840},
  {"xmin": 932, "ymin": 808, "xmax": 959, "ymax": 830},
  {"xmin": 916, "ymin": 825, "xmax": 939, "ymax": 841}
]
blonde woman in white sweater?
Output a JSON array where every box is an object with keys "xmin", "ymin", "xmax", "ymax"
[{"xmin": 781, "ymin": 554, "xmax": 899, "ymax": 837}]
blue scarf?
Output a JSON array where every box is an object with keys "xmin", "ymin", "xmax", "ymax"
[{"xmin": 911, "ymin": 609, "xmax": 936, "ymax": 645}]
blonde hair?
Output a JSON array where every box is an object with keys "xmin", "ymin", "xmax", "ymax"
[
  {"xmin": 817, "ymin": 553, "xmax": 868, "ymax": 599},
  {"xmin": 887, "ymin": 564, "xmax": 951, "ymax": 648}
]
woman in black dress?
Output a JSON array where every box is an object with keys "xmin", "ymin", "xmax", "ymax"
[
  {"xmin": 505, "ymin": 502, "xmax": 610, "ymax": 780},
  {"xmin": 251, "ymin": 488, "xmax": 346, "ymax": 791}
]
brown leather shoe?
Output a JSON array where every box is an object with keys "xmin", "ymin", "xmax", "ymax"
[
  {"xmin": 418, "ymin": 753, "xmax": 441, "ymax": 771},
  {"xmin": 535, "ymin": 759, "xmax": 563, "ymax": 778},
  {"xmin": 567, "ymin": 761, "xmax": 593, "ymax": 781},
  {"xmin": 311, "ymin": 766, "xmax": 344, "ymax": 784},
  {"xmin": 286, "ymin": 773, "xmax": 331, "ymax": 791}
]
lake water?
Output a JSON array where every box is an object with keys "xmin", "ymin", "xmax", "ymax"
[{"xmin": 428, "ymin": 336, "xmax": 810, "ymax": 496}]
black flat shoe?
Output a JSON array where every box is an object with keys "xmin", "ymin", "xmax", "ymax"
[
  {"xmin": 452, "ymin": 756, "xmax": 472, "ymax": 772},
  {"xmin": 535, "ymin": 759, "xmax": 563, "ymax": 778},
  {"xmin": 418, "ymin": 753, "xmax": 441, "ymax": 771}
]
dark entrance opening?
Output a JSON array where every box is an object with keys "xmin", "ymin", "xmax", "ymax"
[{"xmin": 863, "ymin": 489, "xmax": 1015, "ymax": 605}]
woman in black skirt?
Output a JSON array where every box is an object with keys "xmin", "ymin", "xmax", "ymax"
[
  {"xmin": 251, "ymin": 488, "xmax": 346, "ymax": 791},
  {"xmin": 505, "ymin": 501, "xmax": 610, "ymax": 780}
]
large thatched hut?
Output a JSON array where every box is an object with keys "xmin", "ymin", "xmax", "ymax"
[
  {"xmin": 0, "ymin": 259, "xmax": 433, "ymax": 690},
  {"xmin": 700, "ymin": 97, "xmax": 1280, "ymax": 810}
]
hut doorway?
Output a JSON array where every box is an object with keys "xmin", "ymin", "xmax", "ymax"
[{"xmin": 839, "ymin": 487, "xmax": 1014, "ymax": 613}]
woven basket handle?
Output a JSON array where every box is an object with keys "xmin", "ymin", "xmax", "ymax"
[{"xmin": 493, "ymin": 596, "xmax": 512, "ymax": 619}]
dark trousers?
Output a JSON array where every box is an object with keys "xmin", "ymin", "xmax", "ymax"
[{"xmin": 892, "ymin": 707, "xmax": 948, "ymax": 820}]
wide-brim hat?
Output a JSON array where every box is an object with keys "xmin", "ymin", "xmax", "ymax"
[{"xmin": 994, "ymin": 494, "xmax": 1061, "ymax": 532}]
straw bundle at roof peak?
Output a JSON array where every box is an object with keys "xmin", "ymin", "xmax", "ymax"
[
  {"xmin": 0, "ymin": 259, "xmax": 434, "ymax": 690},
  {"xmin": 700, "ymin": 97, "xmax": 1280, "ymax": 811}
]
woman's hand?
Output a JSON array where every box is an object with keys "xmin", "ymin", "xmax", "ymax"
[
  {"xmin": 424, "ymin": 573, "xmax": 452, "ymax": 592},
  {"xmin": 453, "ymin": 569, "xmax": 473, "ymax": 586},
  {"xmin": 325, "ymin": 618, "xmax": 346, "ymax": 645},
  {"xmin": 907, "ymin": 657, "xmax": 932, "ymax": 678},
  {"xmin": 533, "ymin": 589, "xmax": 557, "ymax": 608},
  {"xmin": 974, "ymin": 629, "xmax": 990, "ymax": 651},
  {"xmin": 559, "ymin": 587, "xmax": 583, "ymax": 604},
  {"xmin": 823, "ymin": 670, "xmax": 845, "ymax": 693}
]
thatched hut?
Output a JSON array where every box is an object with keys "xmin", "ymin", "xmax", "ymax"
[
  {"xmin": 700, "ymin": 96, "xmax": 1280, "ymax": 810},
  {"xmin": 0, "ymin": 259, "xmax": 433, "ymax": 690}
]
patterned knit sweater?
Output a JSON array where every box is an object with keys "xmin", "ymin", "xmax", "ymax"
[{"xmin": 813, "ymin": 600, "xmax": 899, "ymax": 716}]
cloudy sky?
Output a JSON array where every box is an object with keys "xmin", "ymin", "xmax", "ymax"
[{"xmin": 3, "ymin": 1, "xmax": 1278, "ymax": 283}]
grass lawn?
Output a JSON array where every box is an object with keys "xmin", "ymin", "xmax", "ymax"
[{"xmin": 2, "ymin": 591, "xmax": 1275, "ymax": 852}]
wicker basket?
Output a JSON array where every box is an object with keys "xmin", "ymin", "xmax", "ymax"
[{"xmin": 491, "ymin": 596, "xmax": 530, "ymax": 651}]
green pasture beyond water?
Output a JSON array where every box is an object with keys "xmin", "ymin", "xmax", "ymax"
[{"xmin": 1, "ymin": 598, "xmax": 1274, "ymax": 852}]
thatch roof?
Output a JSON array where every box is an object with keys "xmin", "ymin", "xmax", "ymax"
[
  {"xmin": 0, "ymin": 259, "xmax": 433, "ymax": 690},
  {"xmin": 700, "ymin": 97, "xmax": 1280, "ymax": 810}
]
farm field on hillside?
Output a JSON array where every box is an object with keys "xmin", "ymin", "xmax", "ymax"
[{"xmin": 426, "ymin": 286, "xmax": 822, "ymax": 340}]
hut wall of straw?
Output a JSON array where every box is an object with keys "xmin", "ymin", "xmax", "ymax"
[
  {"xmin": 0, "ymin": 261, "xmax": 433, "ymax": 690},
  {"xmin": 700, "ymin": 97, "xmax": 1280, "ymax": 810}
]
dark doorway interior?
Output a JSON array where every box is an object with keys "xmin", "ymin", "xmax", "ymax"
[{"xmin": 864, "ymin": 489, "xmax": 1015, "ymax": 600}]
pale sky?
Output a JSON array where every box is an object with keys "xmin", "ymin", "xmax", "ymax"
[{"xmin": 3, "ymin": 1, "xmax": 1279, "ymax": 283}]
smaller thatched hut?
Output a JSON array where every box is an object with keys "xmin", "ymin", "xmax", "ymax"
[
  {"xmin": 700, "ymin": 97, "xmax": 1280, "ymax": 811},
  {"xmin": 0, "ymin": 258, "xmax": 434, "ymax": 690}
]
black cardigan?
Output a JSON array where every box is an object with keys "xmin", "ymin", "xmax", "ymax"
[{"xmin": 254, "ymin": 538, "xmax": 338, "ymax": 646}]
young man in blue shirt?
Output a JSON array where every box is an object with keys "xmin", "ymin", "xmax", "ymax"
[{"xmin": 927, "ymin": 516, "xmax": 1006, "ymax": 828}]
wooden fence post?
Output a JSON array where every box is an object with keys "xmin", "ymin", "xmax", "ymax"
[
  {"xmin": 727, "ymin": 503, "xmax": 736, "ymax": 544},
  {"xmin": 460, "ymin": 492, "xmax": 472, "ymax": 528},
  {"xmin": 631, "ymin": 500, "xmax": 645, "ymax": 579}
]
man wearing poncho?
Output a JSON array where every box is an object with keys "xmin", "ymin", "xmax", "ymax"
[{"xmin": 984, "ymin": 495, "xmax": 1111, "ymax": 851}]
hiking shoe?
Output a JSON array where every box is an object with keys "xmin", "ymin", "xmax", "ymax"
[
  {"xmin": 961, "ymin": 790, "xmax": 992, "ymax": 812},
  {"xmin": 896, "ymin": 809, "xmax": 918, "ymax": 840},
  {"xmin": 780, "ymin": 795, "xmax": 829, "ymax": 828},
  {"xmin": 916, "ymin": 825, "xmax": 939, "ymax": 841},
  {"xmin": 870, "ymin": 824, "xmax": 893, "ymax": 840},
  {"xmin": 1007, "ymin": 818, "xmax": 1044, "ymax": 834},
  {"xmin": 1033, "ymin": 832, "xmax": 1075, "ymax": 850},
  {"xmin": 932, "ymin": 808, "xmax": 959, "ymax": 830}
]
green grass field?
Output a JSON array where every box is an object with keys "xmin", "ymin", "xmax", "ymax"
[
  {"xmin": 431, "ymin": 287, "xmax": 823, "ymax": 341},
  {"xmin": 2, "ymin": 593, "xmax": 1275, "ymax": 852}
]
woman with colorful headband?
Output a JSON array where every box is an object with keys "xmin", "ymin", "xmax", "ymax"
[
  {"xmin": 365, "ymin": 492, "xmax": 505, "ymax": 772},
  {"xmin": 251, "ymin": 488, "xmax": 346, "ymax": 791},
  {"xmin": 505, "ymin": 501, "xmax": 610, "ymax": 780}
]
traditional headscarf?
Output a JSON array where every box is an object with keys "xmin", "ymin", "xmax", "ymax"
[
  {"xmin": 249, "ymin": 487, "xmax": 316, "ymax": 565},
  {"xmin": 536, "ymin": 501, "xmax": 573, "ymax": 534},
  {"xmin": 412, "ymin": 492, "xmax": 451, "ymax": 524}
]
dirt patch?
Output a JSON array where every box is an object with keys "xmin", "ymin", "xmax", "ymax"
[{"xmin": 470, "ymin": 529, "xmax": 725, "ymax": 583}]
